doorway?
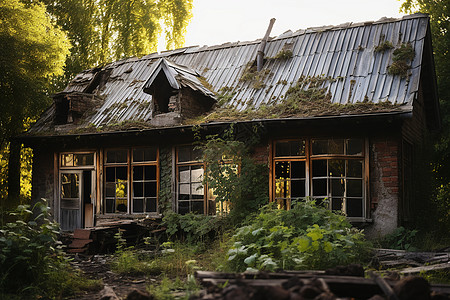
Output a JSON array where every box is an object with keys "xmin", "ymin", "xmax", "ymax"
[{"xmin": 60, "ymin": 170, "xmax": 95, "ymax": 231}]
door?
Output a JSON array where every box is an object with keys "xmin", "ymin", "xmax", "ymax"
[{"xmin": 60, "ymin": 171, "xmax": 82, "ymax": 231}]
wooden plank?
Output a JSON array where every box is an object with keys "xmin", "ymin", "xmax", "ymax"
[
  {"xmin": 85, "ymin": 203, "xmax": 94, "ymax": 228},
  {"xmin": 73, "ymin": 228, "xmax": 92, "ymax": 239},
  {"xmin": 67, "ymin": 247, "xmax": 88, "ymax": 253},
  {"xmin": 68, "ymin": 239, "xmax": 93, "ymax": 248},
  {"xmin": 400, "ymin": 263, "xmax": 450, "ymax": 275}
]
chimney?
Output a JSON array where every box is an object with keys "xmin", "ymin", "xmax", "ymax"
[{"xmin": 257, "ymin": 18, "xmax": 276, "ymax": 72}]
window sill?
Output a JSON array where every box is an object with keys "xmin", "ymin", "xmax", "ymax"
[
  {"xmin": 97, "ymin": 213, "xmax": 162, "ymax": 219},
  {"xmin": 348, "ymin": 217, "xmax": 373, "ymax": 224}
]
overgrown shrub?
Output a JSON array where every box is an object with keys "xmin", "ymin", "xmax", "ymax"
[
  {"xmin": 0, "ymin": 200, "xmax": 99, "ymax": 298},
  {"xmin": 225, "ymin": 199, "xmax": 372, "ymax": 272},
  {"xmin": 162, "ymin": 211, "xmax": 230, "ymax": 245},
  {"xmin": 198, "ymin": 129, "xmax": 268, "ymax": 225}
]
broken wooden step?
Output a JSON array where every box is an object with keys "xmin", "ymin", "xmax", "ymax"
[{"xmin": 67, "ymin": 229, "xmax": 93, "ymax": 253}]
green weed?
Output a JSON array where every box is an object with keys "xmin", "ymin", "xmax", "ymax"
[
  {"xmin": 225, "ymin": 199, "xmax": 372, "ymax": 272},
  {"xmin": 0, "ymin": 200, "xmax": 101, "ymax": 298}
]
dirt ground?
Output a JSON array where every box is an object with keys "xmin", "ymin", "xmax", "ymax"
[{"xmin": 68, "ymin": 253, "xmax": 152, "ymax": 300}]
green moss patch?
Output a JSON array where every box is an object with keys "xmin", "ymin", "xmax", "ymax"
[
  {"xmin": 388, "ymin": 43, "xmax": 415, "ymax": 77},
  {"xmin": 187, "ymin": 75, "xmax": 401, "ymax": 124}
]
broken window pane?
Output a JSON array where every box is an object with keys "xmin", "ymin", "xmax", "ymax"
[
  {"xmin": 274, "ymin": 138, "xmax": 366, "ymax": 219},
  {"xmin": 192, "ymin": 201, "xmax": 204, "ymax": 214}
]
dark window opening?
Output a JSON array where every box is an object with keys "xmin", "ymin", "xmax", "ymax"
[
  {"xmin": 152, "ymin": 72, "xmax": 177, "ymax": 114},
  {"xmin": 54, "ymin": 96, "xmax": 69, "ymax": 124}
]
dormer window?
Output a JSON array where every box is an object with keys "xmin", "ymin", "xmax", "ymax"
[
  {"xmin": 142, "ymin": 58, "xmax": 216, "ymax": 124},
  {"xmin": 53, "ymin": 92, "xmax": 100, "ymax": 125}
]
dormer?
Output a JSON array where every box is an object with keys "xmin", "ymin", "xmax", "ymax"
[
  {"xmin": 53, "ymin": 92, "xmax": 102, "ymax": 125},
  {"xmin": 143, "ymin": 58, "xmax": 216, "ymax": 126}
]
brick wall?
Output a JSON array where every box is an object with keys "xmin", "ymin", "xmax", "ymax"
[
  {"xmin": 251, "ymin": 144, "xmax": 269, "ymax": 165},
  {"xmin": 366, "ymin": 137, "xmax": 400, "ymax": 237}
]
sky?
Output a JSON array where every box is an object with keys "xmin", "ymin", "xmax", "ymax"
[{"xmin": 182, "ymin": 0, "xmax": 405, "ymax": 48}]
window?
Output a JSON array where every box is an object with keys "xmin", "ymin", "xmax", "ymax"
[
  {"xmin": 132, "ymin": 148, "xmax": 158, "ymax": 213},
  {"xmin": 273, "ymin": 140, "xmax": 307, "ymax": 209},
  {"xmin": 104, "ymin": 147, "xmax": 158, "ymax": 214},
  {"xmin": 272, "ymin": 138, "xmax": 366, "ymax": 219},
  {"xmin": 176, "ymin": 146, "xmax": 207, "ymax": 214},
  {"xmin": 105, "ymin": 149, "xmax": 128, "ymax": 213},
  {"xmin": 61, "ymin": 152, "xmax": 94, "ymax": 167}
]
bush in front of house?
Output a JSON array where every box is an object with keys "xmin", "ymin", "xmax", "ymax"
[
  {"xmin": 0, "ymin": 200, "xmax": 100, "ymax": 298},
  {"xmin": 225, "ymin": 198, "xmax": 372, "ymax": 272}
]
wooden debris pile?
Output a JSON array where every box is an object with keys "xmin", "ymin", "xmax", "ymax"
[
  {"xmin": 64, "ymin": 218, "xmax": 165, "ymax": 254},
  {"xmin": 193, "ymin": 268, "xmax": 450, "ymax": 300},
  {"xmin": 374, "ymin": 248, "xmax": 450, "ymax": 275}
]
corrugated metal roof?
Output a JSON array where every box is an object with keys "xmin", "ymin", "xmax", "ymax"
[{"xmin": 29, "ymin": 13, "xmax": 430, "ymax": 134}]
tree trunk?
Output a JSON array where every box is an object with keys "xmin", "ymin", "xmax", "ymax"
[{"xmin": 7, "ymin": 140, "xmax": 21, "ymax": 209}]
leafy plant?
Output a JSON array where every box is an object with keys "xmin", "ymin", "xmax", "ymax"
[
  {"xmin": 162, "ymin": 211, "xmax": 229, "ymax": 245},
  {"xmin": 225, "ymin": 199, "xmax": 372, "ymax": 272},
  {"xmin": 198, "ymin": 128, "xmax": 268, "ymax": 224},
  {"xmin": 0, "ymin": 199, "xmax": 99, "ymax": 298},
  {"xmin": 147, "ymin": 275, "xmax": 200, "ymax": 300},
  {"xmin": 380, "ymin": 226, "xmax": 418, "ymax": 251}
]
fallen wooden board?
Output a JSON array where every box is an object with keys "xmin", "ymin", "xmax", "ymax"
[
  {"xmin": 400, "ymin": 262, "xmax": 450, "ymax": 275},
  {"xmin": 195, "ymin": 271, "xmax": 450, "ymax": 297}
]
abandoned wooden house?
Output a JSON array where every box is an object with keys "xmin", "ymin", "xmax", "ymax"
[{"xmin": 18, "ymin": 13, "xmax": 440, "ymax": 237}]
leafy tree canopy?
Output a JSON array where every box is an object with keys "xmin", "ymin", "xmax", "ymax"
[
  {"xmin": 0, "ymin": 0, "xmax": 70, "ymax": 148},
  {"xmin": 39, "ymin": 0, "xmax": 194, "ymax": 87}
]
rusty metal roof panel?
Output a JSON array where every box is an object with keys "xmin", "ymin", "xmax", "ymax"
[{"xmin": 29, "ymin": 14, "xmax": 432, "ymax": 134}]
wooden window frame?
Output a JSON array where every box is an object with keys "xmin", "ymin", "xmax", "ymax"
[
  {"xmin": 131, "ymin": 147, "xmax": 159, "ymax": 214},
  {"xmin": 104, "ymin": 147, "xmax": 159, "ymax": 215},
  {"xmin": 271, "ymin": 138, "xmax": 369, "ymax": 221}
]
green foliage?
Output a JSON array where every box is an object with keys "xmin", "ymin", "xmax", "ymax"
[
  {"xmin": 374, "ymin": 40, "xmax": 394, "ymax": 52},
  {"xmin": 239, "ymin": 62, "xmax": 272, "ymax": 89},
  {"xmin": 162, "ymin": 211, "xmax": 230, "ymax": 245},
  {"xmin": 225, "ymin": 199, "xmax": 372, "ymax": 272},
  {"xmin": 387, "ymin": 43, "xmax": 415, "ymax": 77},
  {"xmin": 0, "ymin": 200, "xmax": 100, "ymax": 298},
  {"xmin": 40, "ymin": 0, "xmax": 193, "ymax": 84},
  {"xmin": 380, "ymin": 226, "xmax": 418, "ymax": 251},
  {"xmin": 147, "ymin": 275, "xmax": 200, "ymax": 300},
  {"xmin": 273, "ymin": 49, "xmax": 293, "ymax": 60},
  {"xmin": 193, "ymin": 75, "xmax": 399, "ymax": 124},
  {"xmin": 198, "ymin": 129, "xmax": 268, "ymax": 224},
  {"xmin": 0, "ymin": 0, "xmax": 70, "ymax": 146}
]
